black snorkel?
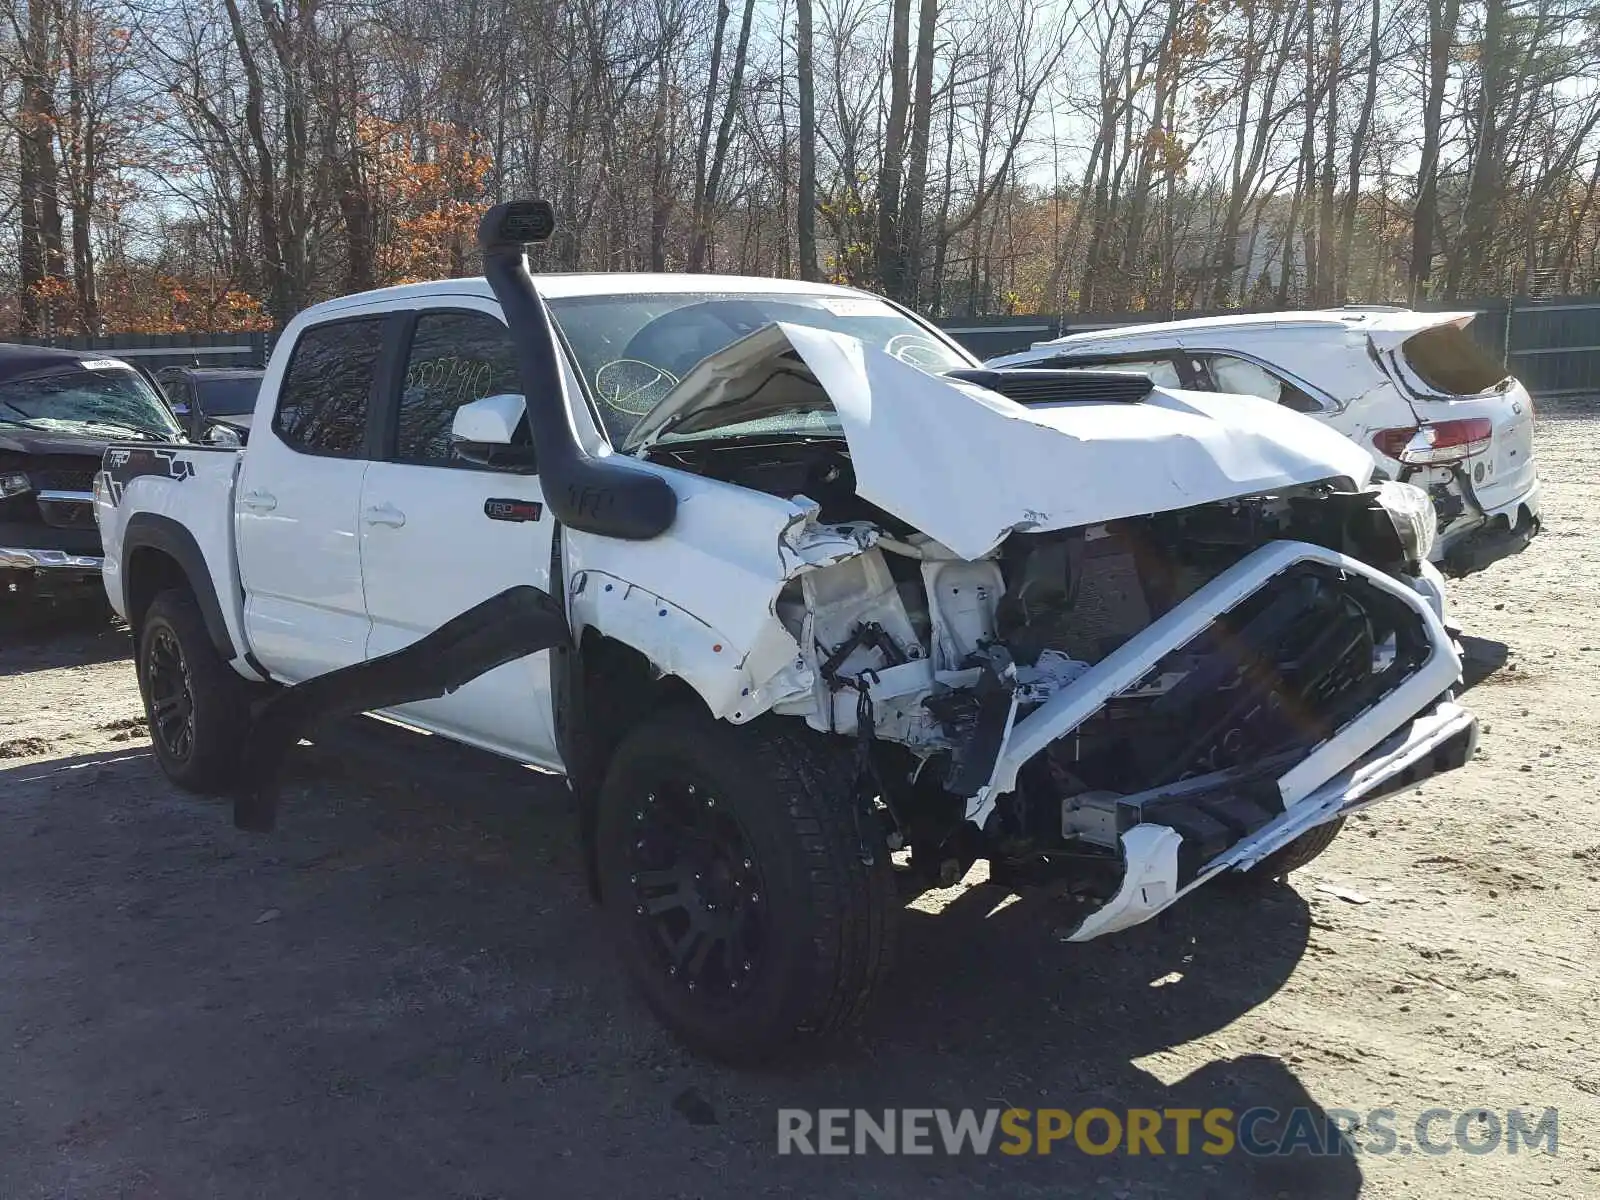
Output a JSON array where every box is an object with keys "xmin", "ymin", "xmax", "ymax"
[{"xmin": 476, "ymin": 200, "xmax": 677, "ymax": 539}]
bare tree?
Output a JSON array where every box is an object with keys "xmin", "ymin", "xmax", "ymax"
[
  {"xmin": 1410, "ymin": 0, "xmax": 1460, "ymax": 300},
  {"xmin": 795, "ymin": 0, "xmax": 819, "ymax": 279},
  {"xmin": 688, "ymin": 0, "xmax": 756, "ymax": 271},
  {"xmin": 8, "ymin": 0, "xmax": 1600, "ymax": 335}
]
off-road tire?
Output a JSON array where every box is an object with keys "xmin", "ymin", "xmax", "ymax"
[
  {"xmin": 596, "ymin": 706, "xmax": 896, "ymax": 1064},
  {"xmin": 137, "ymin": 588, "xmax": 253, "ymax": 793},
  {"xmin": 1230, "ymin": 817, "xmax": 1346, "ymax": 886}
]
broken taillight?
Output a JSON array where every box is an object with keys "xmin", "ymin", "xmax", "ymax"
[{"xmin": 1371, "ymin": 418, "xmax": 1493, "ymax": 465}]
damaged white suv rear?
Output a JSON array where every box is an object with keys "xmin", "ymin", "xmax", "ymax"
[{"xmin": 98, "ymin": 203, "xmax": 1477, "ymax": 1062}]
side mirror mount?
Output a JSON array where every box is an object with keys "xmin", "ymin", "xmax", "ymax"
[
  {"xmin": 452, "ymin": 393, "xmax": 537, "ymax": 471},
  {"xmin": 204, "ymin": 423, "xmax": 242, "ymax": 448}
]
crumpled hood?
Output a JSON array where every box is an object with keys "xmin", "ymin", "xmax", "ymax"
[{"xmin": 630, "ymin": 322, "xmax": 1374, "ymax": 560}]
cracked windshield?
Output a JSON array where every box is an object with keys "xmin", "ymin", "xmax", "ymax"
[
  {"xmin": 546, "ymin": 291, "xmax": 972, "ymax": 443},
  {"xmin": 0, "ymin": 366, "xmax": 182, "ymax": 441}
]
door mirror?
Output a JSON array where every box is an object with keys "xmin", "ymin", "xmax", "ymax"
[
  {"xmin": 452, "ymin": 393, "xmax": 525, "ymax": 444},
  {"xmin": 204, "ymin": 423, "xmax": 242, "ymax": 448},
  {"xmin": 451, "ymin": 393, "xmax": 536, "ymax": 471}
]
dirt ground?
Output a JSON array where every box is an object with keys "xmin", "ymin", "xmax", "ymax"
[{"xmin": 1, "ymin": 415, "xmax": 1596, "ymax": 1200}]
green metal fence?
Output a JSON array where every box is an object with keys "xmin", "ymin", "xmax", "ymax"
[
  {"xmin": 1502, "ymin": 299, "xmax": 1600, "ymax": 396},
  {"xmin": 7, "ymin": 331, "xmax": 271, "ymax": 372}
]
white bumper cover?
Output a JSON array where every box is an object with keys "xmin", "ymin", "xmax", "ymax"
[
  {"xmin": 971, "ymin": 541, "xmax": 1463, "ymax": 829},
  {"xmin": 1067, "ymin": 700, "xmax": 1477, "ymax": 941},
  {"xmin": 1472, "ymin": 473, "xmax": 1543, "ymax": 529},
  {"xmin": 954, "ymin": 539, "xmax": 1470, "ymax": 943}
]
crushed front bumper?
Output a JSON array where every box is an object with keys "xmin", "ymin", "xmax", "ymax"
[
  {"xmin": 1065, "ymin": 700, "xmax": 1477, "ymax": 940},
  {"xmin": 973, "ymin": 542, "xmax": 1464, "ymax": 824},
  {"xmin": 948, "ymin": 539, "xmax": 1471, "ymax": 942}
]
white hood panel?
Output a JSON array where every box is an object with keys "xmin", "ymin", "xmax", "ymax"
[
  {"xmin": 783, "ymin": 326, "xmax": 1373, "ymax": 559},
  {"xmin": 634, "ymin": 323, "xmax": 1374, "ymax": 561}
]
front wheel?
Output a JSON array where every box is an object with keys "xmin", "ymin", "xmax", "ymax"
[{"xmin": 596, "ymin": 707, "xmax": 896, "ymax": 1063}]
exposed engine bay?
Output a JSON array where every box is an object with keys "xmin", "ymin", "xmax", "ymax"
[{"xmin": 639, "ymin": 432, "xmax": 1461, "ymax": 931}]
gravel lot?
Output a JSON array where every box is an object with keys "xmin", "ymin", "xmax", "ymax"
[{"xmin": 1, "ymin": 415, "xmax": 1595, "ymax": 1200}]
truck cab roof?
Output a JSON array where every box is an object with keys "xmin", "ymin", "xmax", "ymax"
[
  {"xmin": 0, "ymin": 343, "xmax": 138, "ymax": 386},
  {"xmin": 303, "ymin": 273, "xmax": 874, "ymax": 321}
]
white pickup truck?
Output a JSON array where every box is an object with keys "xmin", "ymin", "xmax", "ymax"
[{"xmin": 96, "ymin": 201, "xmax": 1478, "ymax": 1062}]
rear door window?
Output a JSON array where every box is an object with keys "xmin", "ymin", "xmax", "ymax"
[
  {"xmin": 273, "ymin": 318, "xmax": 385, "ymax": 457},
  {"xmin": 1193, "ymin": 353, "xmax": 1324, "ymax": 413},
  {"xmin": 1398, "ymin": 325, "xmax": 1509, "ymax": 395}
]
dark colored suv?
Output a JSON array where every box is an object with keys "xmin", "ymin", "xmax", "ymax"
[
  {"xmin": 1, "ymin": 344, "xmax": 184, "ymax": 601},
  {"xmin": 156, "ymin": 366, "xmax": 264, "ymax": 443}
]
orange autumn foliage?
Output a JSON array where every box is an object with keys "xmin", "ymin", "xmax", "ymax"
[
  {"xmin": 93, "ymin": 272, "xmax": 274, "ymax": 335},
  {"xmin": 366, "ymin": 117, "xmax": 496, "ymax": 286},
  {"xmin": 11, "ymin": 116, "xmax": 497, "ymax": 337}
]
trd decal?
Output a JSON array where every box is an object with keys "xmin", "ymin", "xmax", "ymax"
[
  {"xmin": 484, "ymin": 497, "xmax": 543, "ymax": 523},
  {"xmin": 102, "ymin": 447, "xmax": 195, "ymax": 505}
]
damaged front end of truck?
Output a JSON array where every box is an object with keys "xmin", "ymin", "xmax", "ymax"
[
  {"xmin": 253, "ymin": 201, "xmax": 1473, "ymax": 945},
  {"xmin": 549, "ymin": 309, "xmax": 1476, "ymax": 941}
]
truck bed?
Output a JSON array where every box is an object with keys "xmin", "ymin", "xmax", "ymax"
[{"xmin": 96, "ymin": 443, "xmax": 253, "ymax": 671}]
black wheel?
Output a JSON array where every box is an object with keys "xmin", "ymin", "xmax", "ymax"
[
  {"xmin": 596, "ymin": 707, "xmax": 896, "ymax": 1063},
  {"xmin": 137, "ymin": 588, "xmax": 253, "ymax": 793},
  {"xmin": 1227, "ymin": 817, "xmax": 1346, "ymax": 887}
]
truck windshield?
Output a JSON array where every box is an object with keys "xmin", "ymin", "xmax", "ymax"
[
  {"xmin": 545, "ymin": 291, "xmax": 973, "ymax": 443},
  {"xmin": 0, "ymin": 367, "xmax": 183, "ymax": 441}
]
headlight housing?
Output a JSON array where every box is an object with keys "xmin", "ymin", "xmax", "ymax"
[
  {"xmin": 0, "ymin": 470, "xmax": 32, "ymax": 499},
  {"xmin": 1374, "ymin": 480, "xmax": 1437, "ymax": 567}
]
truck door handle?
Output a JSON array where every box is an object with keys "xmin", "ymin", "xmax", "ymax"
[
  {"xmin": 240, "ymin": 489, "xmax": 277, "ymax": 512},
  {"xmin": 363, "ymin": 503, "xmax": 406, "ymax": 528}
]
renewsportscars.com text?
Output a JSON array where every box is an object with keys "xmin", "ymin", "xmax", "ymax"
[{"xmin": 776, "ymin": 1106, "xmax": 1559, "ymax": 1158}]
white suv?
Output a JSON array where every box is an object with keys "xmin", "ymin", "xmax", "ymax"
[{"xmin": 989, "ymin": 309, "xmax": 1542, "ymax": 575}]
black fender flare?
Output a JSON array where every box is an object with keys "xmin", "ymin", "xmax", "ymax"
[{"xmin": 122, "ymin": 512, "xmax": 236, "ymax": 660}]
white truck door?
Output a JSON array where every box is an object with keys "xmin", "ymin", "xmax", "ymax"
[
  {"xmin": 358, "ymin": 306, "xmax": 562, "ymax": 768},
  {"xmin": 236, "ymin": 314, "xmax": 387, "ymax": 682}
]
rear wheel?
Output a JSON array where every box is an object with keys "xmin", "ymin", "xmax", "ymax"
[
  {"xmin": 137, "ymin": 588, "xmax": 253, "ymax": 793},
  {"xmin": 596, "ymin": 707, "xmax": 895, "ymax": 1063}
]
